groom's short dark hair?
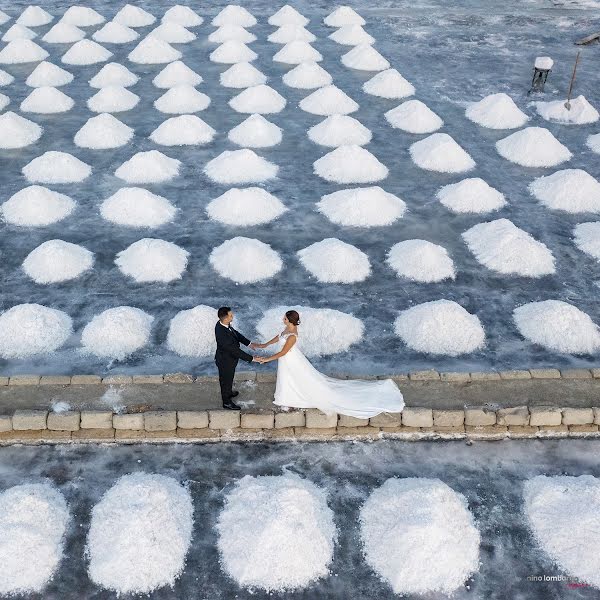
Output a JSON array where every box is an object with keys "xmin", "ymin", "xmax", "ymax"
[{"xmin": 218, "ymin": 306, "xmax": 231, "ymax": 320}]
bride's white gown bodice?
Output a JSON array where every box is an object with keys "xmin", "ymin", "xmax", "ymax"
[{"xmin": 274, "ymin": 331, "xmax": 404, "ymax": 418}]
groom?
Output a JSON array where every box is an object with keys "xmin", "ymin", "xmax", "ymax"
[{"xmin": 215, "ymin": 306, "xmax": 260, "ymax": 410}]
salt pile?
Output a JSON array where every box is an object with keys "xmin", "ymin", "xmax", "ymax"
[
  {"xmin": 341, "ymin": 44, "xmax": 389, "ymax": 71},
  {"xmin": 0, "ymin": 69, "xmax": 14, "ymax": 86},
  {"xmin": 87, "ymin": 473, "xmax": 193, "ymax": 594},
  {"xmin": 20, "ymin": 86, "xmax": 74, "ymax": 113},
  {"xmin": 209, "ymin": 25, "xmax": 256, "ymax": 44},
  {"xmin": 128, "ymin": 36, "xmax": 181, "ymax": 64},
  {"xmin": 394, "ymin": 300, "xmax": 485, "ymax": 356},
  {"xmin": 210, "ymin": 237, "xmax": 282, "ymax": 283},
  {"xmin": 87, "ymin": 85, "xmax": 140, "ymax": 112},
  {"xmin": 17, "ymin": 6, "xmax": 53, "ymax": 26},
  {"xmin": 436, "ymin": 178, "xmax": 506, "ymax": 214},
  {"xmin": 23, "ymin": 151, "xmax": 91, "ymax": 184},
  {"xmin": 212, "ymin": 5, "xmax": 257, "ymax": 28},
  {"xmin": 1, "ymin": 186, "xmax": 75, "ymax": 226},
  {"xmin": 268, "ymin": 5, "xmax": 309, "ymax": 26},
  {"xmin": 257, "ymin": 305, "xmax": 364, "ymax": 355},
  {"xmin": 92, "ymin": 22, "xmax": 139, "ymax": 44},
  {"xmin": 2, "ymin": 24, "xmax": 37, "ymax": 42},
  {"xmin": 217, "ymin": 475, "xmax": 336, "ymax": 592},
  {"xmin": 587, "ymin": 133, "xmax": 600, "ymax": 154},
  {"xmin": 115, "ymin": 150, "xmax": 181, "ymax": 184},
  {"xmin": 529, "ymin": 169, "xmax": 600, "ymax": 213},
  {"xmin": 210, "ymin": 40, "xmax": 257, "ymax": 64},
  {"xmin": 74, "ymin": 113, "xmax": 134, "ymax": 149},
  {"xmin": 324, "ymin": 7, "xmax": 365, "ymax": 27},
  {"xmin": 410, "ymin": 133, "xmax": 475, "ymax": 173},
  {"xmin": 116, "ymin": 238, "xmax": 189, "ymax": 283},
  {"xmin": 220, "ymin": 62, "xmax": 266, "ymax": 88},
  {"xmin": 0, "ymin": 39, "xmax": 48, "ymax": 64},
  {"xmin": 314, "ymin": 145, "xmax": 388, "ymax": 184},
  {"xmin": 268, "ymin": 25, "xmax": 315, "ymax": 44},
  {"xmin": 0, "ymin": 484, "xmax": 69, "ymax": 595},
  {"xmin": 273, "ymin": 41, "xmax": 323, "ymax": 64},
  {"xmin": 496, "ymin": 127, "xmax": 572, "ymax": 167},
  {"xmin": 465, "ymin": 93, "xmax": 528, "ymax": 129},
  {"xmin": 154, "ymin": 84, "xmax": 210, "ymax": 113},
  {"xmin": 114, "ymin": 4, "xmax": 156, "ymax": 27},
  {"xmin": 387, "ymin": 240, "xmax": 455, "ymax": 282},
  {"xmin": 153, "ymin": 61, "xmax": 202, "ymax": 88},
  {"xmin": 101, "ymin": 188, "xmax": 176, "ymax": 228},
  {"xmin": 42, "ymin": 22, "xmax": 85, "ymax": 44},
  {"xmin": 0, "ymin": 11, "xmax": 8, "ymax": 25},
  {"xmin": 299, "ymin": 84, "xmax": 358, "ymax": 115},
  {"xmin": 385, "ymin": 100, "xmax": 443, "ymax": 134},
  {"xmin": 462, "ymin": 218, "xmax": 555, "ymax": 277},
  {"xmin": 283, "ymin": 62, "xmax": 332, "ymax": 89},
  {"xmin": 574, "ymin": 221, "xmax": 600, "ymax": 260},
  {"xmin": 23, "ymin": 239, "xmax": 93, "ymax": 283},
  {"xmin": 513, "ymin": 300, "xmax": 600, "ymax": 354},
  {"xmin": 308, "ymin": 115, "xmax": 372, "ymax": 147},
  {"xmin": 151, "ymin": 22, "xmax": 196, "ymax": 44},
  {"xmin": 317, "ymin": 186, "xmax": 407, "ymax": 227},
  {"xmin": 535, "ymin": 95, "xmax": 599, "ymax": 125},
  {"xmin": 62, "ymin": 40, "xmax": 112, "ymax": 65},
  {"xmin": 206, "ymin": 187, "xmax": 286, "ymax": 226},
  {"xmin": 228, "ymin": 114, "xmax": 282, "ymax": 147},
  {"xmin": 26, "ymin": 61, "xmax": 73, "ymax": 87},
  {"xmin": 0, "ymin": 304, "xmax": 72, "ymax": 358},
  {"xmin": 535, "ymin": 56, "xmax": 553, "ymax": 70},
  {"xmin": 204, "ymin": 149, "xmax": 278, "ymax": 184},
  {"xmin": 81, "ymin": 306, "xmax": 153, "ymax": 359},
  {"xmin": 360, "ymin": 478, "xmax": 480, "ymax": 596},
  {"xmin": 150, "ymin": 115, "xmax": 216, "ymax": 146},
  {"xmin": 167, "ymin": 305, "xmax": 218, "ymax": 356},
  {"xmin": 90, "ymin": 63, "xmax": 138, "ymax": 88},
  {"xmin": 0, "ymin": 112, "xmax": 42, "ymax": 148},
  {"xmin": 162, "ymin": 5, "xmax": 203, "ymax": 27},
  {"xmin": 229, "ymin": 84, "xmax": 286, "ymax": 114},
  {"xmin": 298, "ymin": 238, "xmax": 371, "ymax": 283},
  {"xmin": 329, "ymin": 25, "xmax": 374, "ymax": 46},
  {"xmin": 61, "ymin": 6, "xmax": 105, "ymax": 26},
  {"xmin": 0, "ymin": 93, "xmax": 8, "ymax": 110}
]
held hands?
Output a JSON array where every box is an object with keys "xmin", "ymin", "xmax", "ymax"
[{"xmin": 249, "ymin": 342, "xmax": 265, "ymax": 350}]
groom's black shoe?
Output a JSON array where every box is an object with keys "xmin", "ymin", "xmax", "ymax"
[
  {"xmin": 223, "ymin": 400, "xmax": 241, "ymax": 410},
  {"xmin": 230, "ymin": 391, "xmax": 239, "ymax": 398}
]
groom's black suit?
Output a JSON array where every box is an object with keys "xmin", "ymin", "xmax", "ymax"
[{"xmin": 215, "ymin": 322, "xmax": 253, "ymax": 403}]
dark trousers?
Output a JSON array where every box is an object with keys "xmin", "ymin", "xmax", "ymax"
[{"xmin": 216, "ymin": 360, "xmax": 236, "ymax": 402}]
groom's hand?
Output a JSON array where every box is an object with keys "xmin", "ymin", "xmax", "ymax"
[{"xmin": 249, "ymin": 342, "xmax": 259, "ymax": 350}]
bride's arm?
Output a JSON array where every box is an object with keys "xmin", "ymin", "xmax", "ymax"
[
  {"xmin": 253, "ymin": 333, "xmax": 280, "ymax": 349},
  {"xmin": 259, "ymin": 336, "xmax": 296, "ymax": 362}
]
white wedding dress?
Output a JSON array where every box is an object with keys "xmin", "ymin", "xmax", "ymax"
[{"xmin": 273, "ymin": 332, "xmax": 404, "ymax": 418}]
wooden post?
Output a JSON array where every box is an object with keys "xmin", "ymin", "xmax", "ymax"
[{"xmin": 565, "ymin": 51, "xmax": 581, "ymax": 110}]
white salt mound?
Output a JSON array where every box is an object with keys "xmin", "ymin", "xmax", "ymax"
[
  {"xmin": 299, "ymin": 84, "xmax": 358, "ymax": 115},
  {"xmin": 20, "ymin": 86, "xmax": 74, "ymax": 113},
  {"xmin": 0, "ymin": 484, "xmax": 69, "ymax": 595},
  {"xmin": 2, "ymin": 24, "xmax": 37, "ymax": 42},
  {"xmin": 87, "ymin": 473, "xmax": 193, "ymax": 595},
  {"xmin": 574, "ymin": 221, "xmax": 600, "ymax": 260},
  {"xmin": 0, "ymin": 304, "xmax": 72, "ymax": 358},
  {"xmin": 153, "ymin": 61, "xmax": 202, "ymax": 88},
  {"xmin": 23, "ymin": 239, "xmax": 93, "ymax": 283},
  {"xmin": 23, "ymin": 151, "xmax": 91, "ymax": 184},
  {"xmin": 100, "ymin": 188, "xmax": 176, "ymax": 228},
  {"xmin": 42, "ymin": 22, "xmax": 85, "ymax": 44},
  {"xmin": 62, "ymin": 40, "xmax": 112, "ymax": 65},
  {"xmin": 329, "ymin": 25, "xmax": 374, "ymax": 46},
  {"xmin": 268, "ymin": 25, "xmax": 315, "ymax": 44},
  {"xmin": 217, "ymin": 475, "xmax": 336, "ymax": 592},
  {"xmin": 466, "ymin": 93, "xmax": 528, "ymax": 129},
  {"xmin": 115, "ymin": 150, "xmax": 181, "ymax": 184},
  {"xmin": 462, "ymin": 218, "xmax": 555, "ymax": 277},
  {"xmin": 210, "ymin": 237, "xmax": 282, "ymax": 283},
  {"xmin": 150, "ymin": 115, "xmax": 216, "ymax": 146},
  {"xmin": 114, "ymin": 4, "xmax": 156, "ymax": 27},
  {"xmin": 385, "ymin": 100, "xmax": 443, "ymax": 134},
  {"xmin": 0, "ymin": 11, "xmax": 8, "ymax": 25},
  {"xmin": 151, "ymin": 22, "xmax": 196, "ymax": 44},
  {"xmin": 529, "ymin": 169, "xmax": 600, "ymax": 213},
  {"xmin": 0, "ymin": 111, "xmax": 41, "ymax": 148},
  {"xmin": 360, "ymin": 478, "xmax": 480, "ymax": 596},
  {"xmin": 92, "ymin": 21, "xmax": 139, "ymax": 44},
  {"xmin": 298, "ymin": 238, "xmax": 371, "ymax": 283},
  {"xmin": 387, "ymin": 240, "xmax": 455, "ymax": 282},
  {"xmin": 17, "ymin": 6, "xmax": 53, "ymax": 26},
  {"xmin": 283, "ymin": 62, "xmax": 332, "ymax": 89},
  {"xmin": 314, "ymin": 145, "xmax": 388, "ymax": 184},
  {"xmin": 204, "ymin": 149, "xmax": 278, "ymax": 184},
  {"xmin": 324, "ymin": 7, "xmax": 365, "ymax": 27},
  {"xmin": 229, "ymin": 84, "xmax": 286, "ymax": 114},
  {"xmin": 220, "ymin": 62, "xmax": 266, "ymax": 88},
  {"xmin": 74, "ymin": 113, "xmax": 133, "ymax": 149},
  {"xmin": 341, "ymin": 44, "xmax": 389, "ymax": 71},
  {"xmin": 116, "ymin": 238, "xmax": 189, "ymax": 283},
  {"xmin": 363, "ymin": 68, "xmax": 415, "ymax": 99},
  {"xmin": 257, "ymin": 305, "xmax": 364, "ymax": 356},
  {"xmin": 154, "ymin": 84, "xmax": 210, "ymax": 113},
  {"xmin": 209, "ymin": 25, "xmax": 256, "ymax": 44},
  {"xmin": 317, "ymin": 186, "xmax": 407, "ymax": 227},
  {"xmin": 1, "ymin": 186, "xmax": 75, "ymax": 226},
  {"xmin": 61, "ymin": 6, "xmax": 105, "ymax": 26},
  {"xmin": 535, "ymin": 56, "xmax": 553, "ymax": 70},
  {"xmin": 437, "ymin": 178, "xmax": 506, "ymax": 214},
  {"xmin": 273, "ymin": 40, "xmax": 322, "ymax": 64},
  {"xmin": 394, "ymin": 299, "xmax": 485, "ymax": 356},
  {"xmin": 210, "ymin": 40, "xmax": 257, "ymax": 63},
  {"xmin": 0, "ymin": 39, "xmax": 48, "ymax": 63},
  {"xmin": 81, "ymin": 306, "xmax": 153, "ymax": 359},
  {"xmin": 0, "ymin": 69, "xmax": 14, "ymax": 86},
  {"xmin": 167, "ymin": 305, "xmax": 218, "ymax": 357},
  {"xmin": 88, "ymin": 85, "xmax": 139, "ymax": 112},
  {"xmin": 587, "ymin": 133, "xmax": 600, "ymax": 154},
  {"xmin": 228, "ymin": 114, "xmax": 282, "ymax": 147},
  {"xmin": 90, "ymin": 63, "xmax": 138, "ymax": 88},
  {"xmin": 410, "ymin": 133, "xmax": 475, "ymax": 173},
  {"xmin": 0, "ymin": 92, "xmax": 8, "ymax": 111},
  {"xmin": 496, "ymin": 127, "xmax": 572, "ymax": 167},
  {"xmin": 212, "ymin": 5, "xmax": 257, "ymax": 28},
  {"xmin": 128, "ymin": 36, "xmax": 181, "ymax": 64},
  {"xmin": 268, "ymin": 6, "xmax": 309, "ymax": 26},
  {"xmin": 535, "ymin": 95, "xmax": 599, "ymax": 125},
  {"xmin": 513, "ymin": 300, "xmax": 600, "ymax": 354},
  {"xmin": 162, "ymin": 5, "xmax": 203, "ymax": 27},
  {"xmin": 308, "ymin": 114, "xmax": 372, "ymax": 147},
  {"xmin": 207, "ymin": 187, "xmax": 286, "ymax": 226},
  {"xmin": 26, "ymin": 61, "xmax": 73, "ymax": 87}
]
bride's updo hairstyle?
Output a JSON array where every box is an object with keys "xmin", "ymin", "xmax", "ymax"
[{"xmin": 286, "ymin": 310, "xmax": 301, "ymax": 326}]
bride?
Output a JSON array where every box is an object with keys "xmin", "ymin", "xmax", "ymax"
[{"xmin": 255, "ymin": 310, "xmax": 404, "ymax": 418}]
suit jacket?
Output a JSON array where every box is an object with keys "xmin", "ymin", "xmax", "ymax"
[{"xmin": 214, "ymin": 322, "xmax": 253, "ymax": 366}]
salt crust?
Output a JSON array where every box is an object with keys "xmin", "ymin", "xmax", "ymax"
[
  {"xmin": 529, "ymin": 169, "xmax": 600, "ymax": 213},
  {"xmin": 115, "ymin": 150, "xmax": 181, "ymax": 184},
  {"xmin": 229, "ymin": 84, "xmax": 286, "ymax": 114},
  {"xmin": 535, "ymin": 95, "xmax": 599, "ymax": 125},
  {"xmin": 329, "ymin": 24, "xmax": 374, "ymax": 46},
  {"xmin": 150, "ymin": 115, "xmax": 216, "ymax": 146},
  {"xmin": 206, "ymin": 187, "xmax": 286, "ymax": 226},
  {"xmin": 268, "ymin": 6, "xmax": 309, "ymax": 27},
  {"xmin": 92, "ymin": 21, "xmax": 139, "ymax": 44},
  {"xmin": 273, "ymin": 40, "xmax": 322, "ymax": 64},
  {"xmin": 228, "ymin": 114, "xmax": 282, "ymax": 147},
  {"xmin": 100, "ymin": 188, "xmax": 176, "ymax": 228},
  {"xmin": 87, "ymin": 85, "xmax": 139, "ymax": 112},
  {"xmin": 573, "ymin": 221, "xmax": 600, "ymax": 260},
  {"xmin": 341, "ymin": 44, "xmax": 389, "ymax": 71},
  {"xmin": 167, "ymin": 305, "xmax": 217, "ymax": 357},
  {"xmin": 308, "ymin": 114, "xmax": 372, "ymax": 147},
  {"xmin": 220, "ymin": 62, "xmax": 266, "ymax": 88},
  {"xmin": 465, "ymin": 92, "xmax": 529, "ymax": 129},
  {"xmin": 204, "ymin": 149, "xmax": 278, "ymax": 184},
  {"xmin": 324, "ymin": 7, "xmax": 365, "ymax": 27},
  {"xmin": 1, "ymin": 186, "xmax": 75, "ymax": 226},
  {"xmin": 299, "ymin": 84, "xmax": 358, "ymax": 115},
  {"xmin": 20, "ymin": 86, "xmax": 74, "ymax": 113},
  {"xmin": 42, "ymin": 22, "xmax": 85, "ymax": 44},
  {"xmin": 212, "ymin": 5, "xmax": 257, "ymax": 28},
  {"xmin": 89, "ymin": 63, "xmax": 138, "ymax": 88},
  {"xmin": 162, "ymin": 6, "xmax": 203, "ymax": 27},
  {"xmin": 154, "ymin": 84, "xmax": 210, "ymax": 114},
  {"xmin": 23, "ymin": 151, "xmax": 91, "ymax": 184},
  {"xmin": 62, "ymin": 40, "xmax": 112, "ymax": 65},
  {"xmin": 114, "ymin": 4, "xmax": 156, "ymax": 27},
  {"xmin": 313, "ymin": 145, "xmax": 388, "ymax": 184},
  {"xmin": 387, "ymin": 239, "xmax": 455, "ymax": 282},
  {"xmin": 74, "ymin": 113, "xmax": 134, "ymax": 149},
  {"xmin": 26, "ymin": 61, "xmax": 73, "ymax": 87},
  {"xmin": 385, "ymin": 99, "xmax": 443, "ymax": 134},
  {"xmin": 436, "ymin": 178, "xmax": 506, "ymax": 214},
  {"xmin": 0, "ymin": 111, "xmax": 42, "ymax": 148},
  {"xmin": 410, "ymin": 133, "xmax": 475, "ymax": 173},
  {"xmin": 16, "ymin": 6, "xmax": 53, "ymax": 27},
  {"xmin": 496, "ymin": 126, "xmax": 572, "ymax": 167},
  {"xmin": 363, "ymin": 68, "xmax": 415, "ymax": 99},
  {"xmin": 153, "ymin": 61, "xmax": 202, "ymax": 88},
  {"xmin": 282, "ymin": 62, "xmax": 332, "ymax": 89},
  {"xmin": 128, "ymin": 36, "xmax": 181, "ymax": 64},
  {"xmin": 23, "ymin": 239, "xmax": 94, "ymax": 283},
  {"xmin": 209, "ymin": 25, "xmax": 256, "ymax": 44},
  {"xmin": 209, "ymin": 40, "xmax": 257, "ymax": 63},
  {"xmin": 0, "ymin": 39, "xmax": 49, "ymax": 64},
  {"xmin": 268, "ymin": 25, "xmax": 315, "ymax": 44},
  {"xmin": 61, "ymin": 6, "xmax": 105, "ymax": 26}
]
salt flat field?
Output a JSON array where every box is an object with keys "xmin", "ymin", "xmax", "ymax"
[{"xmin": 1, "ymin": 0, "xmax": 600, "ymax": 376}]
